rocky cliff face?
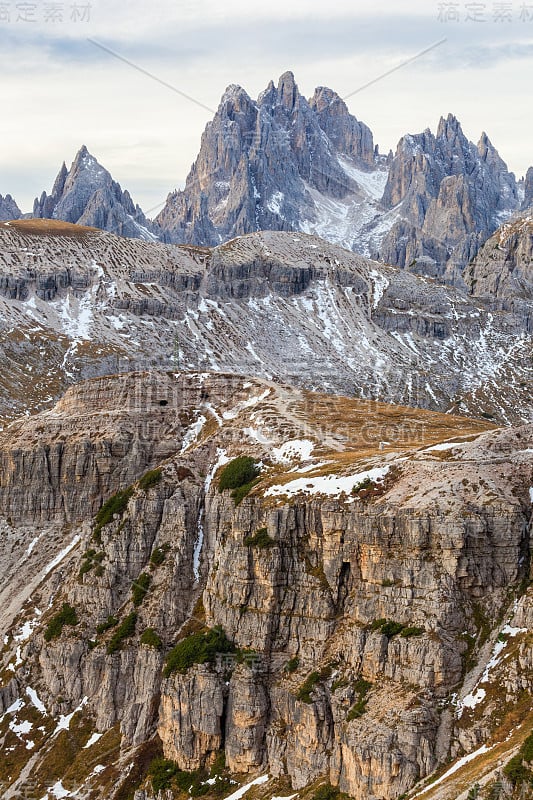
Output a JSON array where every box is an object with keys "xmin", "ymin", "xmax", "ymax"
[
  {"xmin": 465, "ymin": 213, "xmax": 533, "ymax": 331},
  {"xmin": 1, "ymin": 221, "xmax": 532, "ymax": 428},
  {"xmin": 33, "ymin": 146, "xmax": 159, "ymax": 241},
  {"xmin": 0, "ymin": 372, "xmax": 532, "ymax": 800},
  {"xmin": 377, "ymin": 117, "xmax": 519, "ymax": 283},
  {"xmin": 154, "ymin": 79, "xmax": 522, "ymax": 279},
  {"xmin": 155, "ymin": 72, "xmax": 389, "ymax": 253},
  {"xmin": 522, "ymin": 166, "xmax": 533, "ymax": 210},
  {"xmin": 0, "ymin": 194, "xmax": 21, "ymax": 221}
]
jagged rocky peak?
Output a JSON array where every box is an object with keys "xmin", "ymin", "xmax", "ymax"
[
  {"xmin": 33, "ymin": 145, "xmax": 159, "ymax": 241},
  {"xmin": 156, "ymin": 70, "xmax": 383, "ymax": 246},
  {"xmin": 523, "ymin": 165, "xmax": 533, "ymax": 209},
  {"xmin": 309, "ymin": 85, "xmax": 375, "ymax": 167},
  {"xmin": 436, "ymin": 111, "xmax": 464, "ymax": 140},
  {"xmin": 466, "ymin": 212, "xmax": 533, "ymax": 332},
  {"xmin": 0, "ymin": 193, "xmax": 22, "ymax": 221},
  {"xmin": 276, "ymin": 69, "xmax": 299, "ymax": 110},
  {"xmin": 377, "ymin": 112, "xmax": 519, "ymax": 282}
]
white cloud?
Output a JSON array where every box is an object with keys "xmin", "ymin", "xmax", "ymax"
[{"xmin": 0, "ymin": 0, "xmax": 531, "ymax": 213}]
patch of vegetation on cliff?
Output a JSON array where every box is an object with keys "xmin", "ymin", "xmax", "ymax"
[
  {"xmin": 312, "ymin": 783, "xmax": 349, "ymax": 800},
  {"xmin": 106, "ymin": 612, "xmax": 137, "ymax": 654},
  {"xmin": 94, "ymin": 487, "xmax": 134, "ymax": 542},
  {"xmin": 218, "ymin": 456, "xmax": 261, "ymax": 504},
  {"xmin": 284, "ymin": 655, "xmax": 300, "ymax": 673},
  {"xmin": 150, "ymin": 543, "xmax": 170, "ymax": 567},
  {"xmin": 79, "ymin": 549, "xmax": 105, "ymax": 578},
  {"xmin": 149, "ymin": 754, "xmax": 233, "ymax": 796},
  {"xmin": 347, "ymin": 678, "xmax": 372, "ymax": 721},
  {"xmin": 132, "ymin": 573, "xmax": 151, "ymax": 606},
  {"xmin": 44, "ymin": 602, "xmax": 79, "ymax": 641},
  {"xmin": 139, "ymin": 468, "xmax": 163, "ymax": 491},
  {"xmin": 244, "ymin": 527, "xmax": 275, "ymax": 548},
  {"xmin": 231, "ymin": 479, "xmax": 261, "ymax": 506},
  {"xmin": 219, "ymin": 456, "xmax": 260, "ymax": 491},
  {"xmin": 296, "ymin": 665, "xmax": 333, "ymax": 703},
  {"xmin": 369, "ymin": 619, "xmax": 424, "ymax": 639},
  {"xmin": 164, "ymin": 626, "xmax": 236, "ymax": 677},
  {"xmin": 141, "ymin": 628, "xmax": 162, "ymax": 649},
  {"xmin": 96, "ymin": 615, "xmax": 119, "ymax": 635},
  {"xmin": 503, "ymin": 730, "xmax": 533, "ymax": 786}
]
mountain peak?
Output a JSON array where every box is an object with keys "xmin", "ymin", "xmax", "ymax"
[
  {"xmin": 437, "ymin": 113, "xmax": 463, "ymax": 139},
  {"xmin": 277, "ymin": 70, "xmax": 299, "ymax": 109},
  {"xmin": 32, "ymin": 147, "xmax": 157, "ymax": 241},
  {"xmin": 0, "ymin": 193, "xmax": 22, "ymax": 221},
  {"xmin": 310, "ymin": 86, "xmax": 349, "ymax": 116}
]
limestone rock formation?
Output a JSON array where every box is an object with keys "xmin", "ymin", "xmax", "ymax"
[
  {"xmin": 465, "ymin": 212, "xmax": 533, "ymax": 331},
  {"xmin": 0, "ymin": 222, "xmax": 532, "ymax": 428},
  {"xmin": 377, "ymin": 117, "xmax": 519, "ymax": 282},
  {"xmin": 522, "ymin": 166, "xmax": 533, "ymax": 210},
  {"xmin": 0, "ymin": 194, "xmax": 21, "ymax": 221},
  {"xmin": 0, "ymin": 371, "xmax": 532, "ymax": 800},
  {"xmin": 156, "ymin": 72, "xmax": 388, "ymax": 252},
  {"xmin": 33, "ymin": 145, "xmax": 159, "ymax": 241}
]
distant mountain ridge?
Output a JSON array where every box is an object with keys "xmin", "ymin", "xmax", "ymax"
[{"xmin": 2, "ymin": 71, "xmax": 531, "ymax": 277}]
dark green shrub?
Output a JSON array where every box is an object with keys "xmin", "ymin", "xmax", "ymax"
[
  {"xmin": 369, "ymin": 619, "xmax": 412, "ymax": 638},
  {"xmin": 94, "ymin": 487, "xmax": 134, "ymax": 540},
  {"xmin": 503, "ymin": 755, "xmax": 531, "ymax": 786},
  {"xmin": 347, "ymin": 678, "xmax": 372, "ymax": 721},
  {"xmin": 141, "ymin": 628, "xmax": 162, "ymax": 649},
  {"xmin": 401, "ymin": 626, "xmax": 424, "ymax": 638},
  {"xmin": 296, "ymin": 671, "xmax": 321, "ymax": 703},
  {"xmin": 139, "ymin": 468, "xmax": 163, "ymax": 492},
  {"xmin": 150, "ymin": 543, "xmax": 169, "ymax": 567},
  {"xmin": 132, "ymin": 573, "xmax": 151, "ymax": 606},
  {"xmin": 79, "ymin": 550, "xmax": 105, "ymax": 578},
  {"xmin": 164, "ymin": 626, "xmax": 235, "ymax": 678},
  {"xmin": 313, "ymin": 784, "xmax": 340, "ymax": 800},
  {"xmin": 231, "ymin": 480, "xmax": 260, "ymax": 506},
  {"xmin": 96, "ymin": 615, "xmax": 118, "ymax": 635},
  {"xmin": 218, "ymin": 457, "xmax": 260, "ymax": 492},
  {"xmin": 353, "ymin": 678, "xmax": 372, "ymax": 696},
  {"xmin": 79, "ymin": 560, "xmax": 94, "ymax": 577},
  {"xmin": 521, "ymin": 730, "xmax": 533, "ymax": 762},
  {"xmin": 285, "ymin": 656, "xmax": 300, "ymax": 674},
  {"xmin": 244, "ymin": 528, "xmax": 275, "ymax": 548},
  {"xmin": 351, "ymin": 477, "xmax": 373, "ymax": 495},
  {"xmin": 107, "ymin": 612, "xmax": 137, "ymax": 654},
  {"xmin": 380, "ymin": 621, "xmax": 405, "ymax": 638},
  {"xmin": 44, "ymin": 603, "xmax": 78, "ymax": 641},
  {"xmin": 149, "ymin": 758, "xmax": 180, "ymax": 793}
]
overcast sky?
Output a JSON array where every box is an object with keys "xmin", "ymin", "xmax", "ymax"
[{"xmin": 1, "ymin": 0, "xmax": 532, "ymax": 214}]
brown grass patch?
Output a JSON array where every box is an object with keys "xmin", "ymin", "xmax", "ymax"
[{"xmin": 1, "ymin": 219, "xmax": 99, "ymax": 238}]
